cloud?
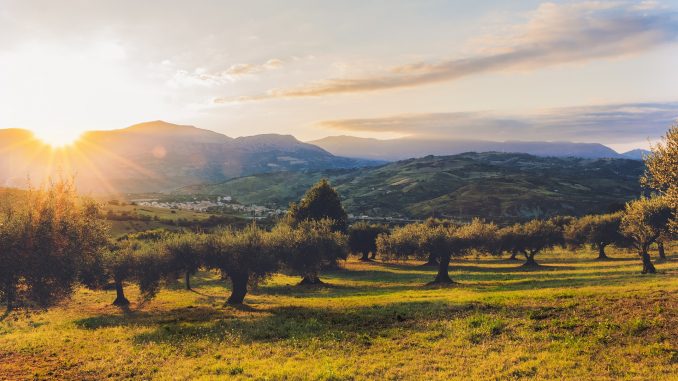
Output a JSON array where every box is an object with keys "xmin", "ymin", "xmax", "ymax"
[
  {"xmin": 224, "ymin": 58, "xmax": 284, "ymax": 75},
  {"xmin": 217, "ymin": 2, "xmax": 678, "ymax": 102},
  {"xmin": 317, "ymin": 102, "xmax": 678, "ymax": 143},
  {"xmin": 171, "ymin": 59, "xmax": 284, "ymax": 87}
]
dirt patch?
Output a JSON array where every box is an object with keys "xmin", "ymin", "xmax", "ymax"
[{"xmin": 0, "ymin": 351, "xmax": 97, "ymax": 381}]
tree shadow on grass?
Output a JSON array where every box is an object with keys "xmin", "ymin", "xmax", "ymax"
[
  {"xmin": 129, "ymin": 300, "xmax": 528, "ymax": 346},
  {"xmin": 474, "ymin": 273, "xmax": 665, "ymax": 293},
  {"xmin": 74, "ymin": 305, "xmax": 232, "ymax": 330},
  {"xmin": 254, "ymin": 282, "xmax": 414, "ymax": 299},
  {"xmin": 450, "ymin": 264, "xmax": 576, "ymax": 273},
  {"xmin": 257, "ymin": 263, "xmax": 655, "ymax": 299}
]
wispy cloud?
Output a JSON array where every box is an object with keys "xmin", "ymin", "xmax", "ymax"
[
  {"xmin": 217, "ymin": 2, "xmax": 678, "ymax": 103},
  {"xmin": 318, "ymin": 102, "xmax": 678, "ymax": 143},
  {"xmin": 171, "ymin": 59, "xmax": 284, "ymax": 87}
]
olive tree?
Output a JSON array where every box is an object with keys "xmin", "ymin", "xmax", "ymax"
[
  {"xmin": 348, "ymin": 222, "xmax": 389, "ymax": 261},
  {"xmin": 376, "ymin": 223, "xmax": 421, "ymax": 262},
  {"xmin": 496, "ymin": 225, "xmax": 522, "ymax": 260},
  {"xmin": 565, "ymin": 213, "xmax": 627, "ymax": 260},
  {"xmin": 642, "ymin": 124, "xmax": 677, "ymax": 233},
  {"xmin": 203, "ymin": 224, "xmax": 278, "ymax": 304},
  {"xmin": 378, "ymin": 223, "xmax": 455, "ymax": 284},
  {"xmin": 163, "ymin": 232, "xmax": 204, "ymax": 290},
  {"xmin": 103, "ymin": 240, "xmax": 171, "ymax": 306},
  {"xmin": 377, "ymin": 220, "xmax": 497, "ymax": 285},
  {"xmin": 621, "ymin": 197, "xmax": 673, "ymax": 274},
  {"xmin": 656, "ymin": 230, "xmax": 673, "ymax": 261},
  {"xmin": 276, "ymin": 219, "xmax": 348, "ymax": 285},
  {"xmin": 511, "ymin": 220, "xmax": 564, "ymax": 267}
]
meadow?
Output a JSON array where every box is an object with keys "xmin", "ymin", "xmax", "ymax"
[
  {"xmin": 1, "ymin": 247, "xmax": 676, "ymax": 380},
  {"xmin": 102, "ymin": 203, "xmax": 245, "ymax": 237}
]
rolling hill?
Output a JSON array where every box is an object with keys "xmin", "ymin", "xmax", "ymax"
[
  {"xmin": 309, "ymin": 136, "xmax": 632, "ymax": 161},
  {"xmin": 177, "ymin": 152, "xmax": 645, "ymax": 220}
]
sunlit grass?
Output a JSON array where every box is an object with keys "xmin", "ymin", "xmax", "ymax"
[{"xmin": 1, "ymin": 247, "xmax": 676, "ymax": 380}]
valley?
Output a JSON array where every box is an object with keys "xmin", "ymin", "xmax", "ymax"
[{"xmin": 178, "ymin": 152, "xmax": 645, "ymax": 221}]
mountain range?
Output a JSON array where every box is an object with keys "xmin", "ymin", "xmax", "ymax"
[
  {"xmin": 0, "ymin": 121, "xmax": 648, "ymax": 195},
  {"xmin": 309, "ymin": 136, "xmax": 649, "ymax": 161},
  {"xmin": 0, "ymin": 121, "xmax": 374, "ymax": 193},
  {"xmin": 177, "ymin": 152, "xmax": 645, "ymax": 220}
]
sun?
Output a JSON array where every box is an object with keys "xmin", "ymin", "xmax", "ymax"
[{"xmin": 33, "ymin": 129, "xmax": 84, "ymax": 148}]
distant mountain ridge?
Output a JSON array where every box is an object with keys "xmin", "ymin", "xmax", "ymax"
[
  {"xmin": 0, "ymin": 121, "xmax": 649, "ymax": 194},
  {"xmin": 0, "ymin": 121, "xmax": 376, "ymax": 193},
  {"xmin": 309, "ymin": 135, "xmax": 639, "ymax": 161},
  {"xmin": 620, "ymin": 149, "xmax": 651, "ymax": 160}
]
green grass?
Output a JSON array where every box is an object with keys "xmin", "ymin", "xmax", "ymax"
[
  {"xmin": 1, "ymin": 247, "xmax": 676, "ymax": 380},
  {"xmin": 104, "ymin": 205, "xmax": 222, "ymax": 237},
  {"xmin": 105, "ymin": 204, "xmax": 215, "ymax": 222}
]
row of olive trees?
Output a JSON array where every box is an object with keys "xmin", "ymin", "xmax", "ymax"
[
  {"xmin": 91, "ymin": 179, "xmax": 352, "ymax": 306},
  {"xmin": 373, "ymin": 195, "xmax": 674, "ymax": 284},
  {"xmin": 0, "ymin": 183, "xmax": 672, "ymax": 311},
  {"xmin": 90, "ymin": 219, "xmax": 347, "ymax": 307},
  {"xmin": 0, "ymin": 179, "xmax": 348, "ymax": 310}
]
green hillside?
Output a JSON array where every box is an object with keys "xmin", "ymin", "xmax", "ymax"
[{"xmin": 176, "ymin": 152, "xmax": 645, "ymax": 220}]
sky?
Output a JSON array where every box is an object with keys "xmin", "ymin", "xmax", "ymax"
[{"xmin": 1, "ymin": 0, "xmax": 677, "ymax": 151}]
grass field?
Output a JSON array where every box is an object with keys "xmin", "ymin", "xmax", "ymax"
[
  {"xmin": 1, "ymin": 247, "xmax": 676, "ymax": 380},
  {"xmin": 105, "ymin": 204, "xmax": 216, "ymax": 222},
  {"xmin": 102, "ymin": 204, "xmax": 229, "ymax": 237}
]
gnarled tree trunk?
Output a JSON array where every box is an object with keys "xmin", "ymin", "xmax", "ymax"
[
  {"xmin": 509, "ymin": 250, "xmax": 519, "ymax": 260},
  {"xmin": 360, "ymin": 251, "xmax": 371, "ymax": 261},
  {"xmin": 428, "ymin": 254, "xmax": 453, "ymax": 285},
  {"xmin": 112, "ymin": 279, "xmax": 130, "ymax": 306},
  {"xmin": 597, "ymin": 243, "xmax": 609, "ymax": 260},
  {"xmin": 299, "ymin": 272, "xmax": 324, "ymax": 285},
  {"xmin": 227, "ymin": 272, "xmax": 249, "ymax": 305},
  {"xmin": 640, "ymin": 250, "xmax": 656, "ymax": 274},
  {"xmin": 421, "ymin": 252, "xmax": 439, "ymax": 267},
  {"xmin": 2, "ymin": 279, "xmax": 16, "ymax": 313},
  {"xmin": 184, "ymin": 272, "xmax": 191, "ymax": 290},
  {"xmin": 521, "ymin": 251, "xmax": 539, "ymax": 268},
  {"xmin": 657, "ymin": 242, "xmax": 666, "ymax": 261}
]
